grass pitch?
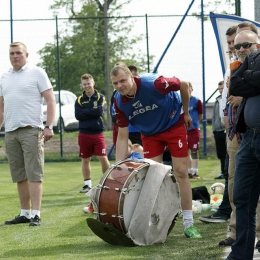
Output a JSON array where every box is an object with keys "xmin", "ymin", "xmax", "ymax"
[{"xmin": 0, "ymin": 159, "xmax": 227, "ymax": 260}]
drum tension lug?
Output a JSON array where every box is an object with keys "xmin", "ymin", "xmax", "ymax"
[
  {"xmin": 111, "ymin": 214, "xmax": 117, "ymax": 218},
  {"xmin": 99, "ymin": 212, "xmax": 107, "ymax": 216},
  {"xmin": 116, "ymin": 166, "xmax": 122, "ymax": 170},
  {"xmin": 115, "ymin": 188, "xmax": 121, "ymax": 192},
  {"xmin": 128, "ymin": 167, "xmax": 134, "ymax": 172},
  {"xmin": 117, "ymin": 215, "xmax": 123, "ymax": 219},
  {"xmin": 103, "ymin": 186, "xmax": 110, "ymax": 190},
  {"xmin": 121, "ymin": 188, "xmax": 127, "ymax": 194},
  {"xmin": 97, "ymin": 184, "xmax": 103, "ymax": 189}
]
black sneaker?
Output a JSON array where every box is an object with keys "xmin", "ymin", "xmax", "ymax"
[
  {"xmin": 199, "ymin": 211, "xmax": 229, "ymax": 223},
  {"xmin": 219, "ymin": 237, "xmax": 235, "ymax": 246},
  {"xmin": 29, "ymin": 215, "xmax": 41, "ymax": 226},
  {"xmin": 5, "ymin": 215, "xmax": 31, "ymax": 225},
  {"xmin": 256, "ymin": 240, "xmax": 260, "ymax": 249},
  {"xmin": 215, "ymin": 173, "xmax": 225, "ymax": 179},
  {"xmin": 79, "ymin": 185, "xmax": 91, "ymax": 193}
]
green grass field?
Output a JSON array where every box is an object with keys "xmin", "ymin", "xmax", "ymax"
[{"xmin": 0, "ymin": 159, "xmax": 227, "ymax": 260}]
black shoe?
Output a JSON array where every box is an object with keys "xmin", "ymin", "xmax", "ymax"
[
  {"xmin": 256, "ymin": 240, "xmax": 260, "ymax": 249},
  {"xmin": 199, "ymin": 211, "xmax": 229, "ymax": 223},
  {"xmin": 219, "ymin": 237, "xmax": 235, "ymax": 246},
  {"xmin": 215, "ymin": 173, "xmax": 225, "ymax": 179},
  {"xmin": 79, "ymin": 185, "xmax": 91, "ymax": 193},
  {"xmin": 5, "ymin": 215, "xmax": 31, "ymax": 225},
  {"xmin": 188, "ymin": 173, "xmax": 200, "ymax": 179},
  {"xmin": 29, "ymin": 215, "xmax": 41, "ymax": 226}
]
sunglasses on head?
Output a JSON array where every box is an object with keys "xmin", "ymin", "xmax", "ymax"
[{"xmin": 234, "ymin": 42, "xmax": 258, "ymax": 50}]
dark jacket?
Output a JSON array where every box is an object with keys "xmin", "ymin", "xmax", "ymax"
[
  {"xmin": 230, "ymin": 50, "xmax": 260, "ymax": 133},
  {"xmin": 75, "ymin": 89, "xmax": 106, "ymax": 134}
]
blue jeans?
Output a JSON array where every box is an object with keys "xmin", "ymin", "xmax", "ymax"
[{"xmin": 227, "ymin": 128, "xmax": 260, "ymax": 260}]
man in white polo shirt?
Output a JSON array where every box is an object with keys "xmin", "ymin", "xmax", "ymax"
[{"xmin": 0, "ymin": 42, "xmax": 56, "ymax": 226}]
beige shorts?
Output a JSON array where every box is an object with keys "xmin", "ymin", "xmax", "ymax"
[{"xmin": 5, "ymin": 127, "xmax": 44, "ymax": 182}]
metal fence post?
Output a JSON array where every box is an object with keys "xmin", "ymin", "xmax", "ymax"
[
  {"xmin": 145, "ymin": 14, "xmax": 150, "ymax": 73},
  {"xmin": 201, "ymin": 0, "xmax": 207, "ymax": 157},
  {"xmin": 56, "ymin": 16, "xmax": 63, "ymax": 157}
]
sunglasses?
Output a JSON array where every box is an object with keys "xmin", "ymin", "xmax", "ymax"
[{"xmin": 234, "ymin": 42, "xmax": 258, "ymax": 50}]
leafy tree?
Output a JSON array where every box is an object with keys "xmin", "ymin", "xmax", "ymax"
[
  {"xmin": 37, "ymin": 0, "xmax": 150, "ymax": 98},
  {"xmin": 192, "ymin": 0, "xmax": 235, "ymax": 19}
]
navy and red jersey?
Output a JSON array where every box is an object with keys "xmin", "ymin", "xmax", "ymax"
[
  {"xmin": 114, "ymin": 73, "xmax": 183, "ymax": 136},
  {"xmin": 187, "ymin": 96, "xmax": 203, "ymax": 131}
]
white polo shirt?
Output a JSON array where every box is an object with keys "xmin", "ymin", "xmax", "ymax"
[{"xmin": 0, "ymin": 63, "xmax": 53, "ymax": 132}]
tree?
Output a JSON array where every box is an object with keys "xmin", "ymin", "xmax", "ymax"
[
  {"xmin": 192, "ymin": 0, "xmax": 235, "ymax": 19},
  {"xmin": 37, "ymin": 0, "xmax": 149, "ymax": 97}
]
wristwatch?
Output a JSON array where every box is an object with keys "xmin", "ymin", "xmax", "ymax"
[{"xmin": 45, "ymin": 125, "xmax": 53, "ymax": 130}]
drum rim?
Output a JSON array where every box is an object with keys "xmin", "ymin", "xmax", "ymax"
[
  {"xmin": 94, "ymin": 159, "xmax": 142, "ymax": 221},
  {"xmin": 94, "ymin": 159, "xmax": 150, "ymax": 232}
]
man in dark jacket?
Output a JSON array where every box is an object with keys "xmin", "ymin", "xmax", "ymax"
[
  {"xmin": 75, "ymin": 74, "xmax": 110, "ymax": 193},
  {"xmin": 225, "ymin": 33, "xmax": 260, "ymax": 260}
]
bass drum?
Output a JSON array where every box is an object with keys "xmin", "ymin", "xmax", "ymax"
[{"xmin": 87, "ymin": 159, "xmax": 180, "ymax": 246}]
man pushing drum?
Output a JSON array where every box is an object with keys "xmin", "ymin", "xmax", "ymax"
[{"xmin": 111, "ymin": 63, "xmax": 202, "ymax": 239}]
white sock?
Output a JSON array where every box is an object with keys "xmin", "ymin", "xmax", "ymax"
[
  {"xmin": 183, "ymin": 210, "xmax": 194, "ymax": 229},
  {"xmin": 21, "ymin": 209, "xmax": 31, "ymax": 219},
  {"xmin": 32, "ymin": 210, "xmax": 40, "ymax": 218},
  {"xmin": 193, "ymin": 168, "xmax": 198, "ymax": 174},
  {"xmin": 188, "ymin": 168, "xmax": 193, "ymax": 174},
  {"xmin": 84, "ymin": 179, "xmax": 92, "ymax": 188}
]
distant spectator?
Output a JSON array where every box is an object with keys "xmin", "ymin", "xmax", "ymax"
[{"xmin": 128, "ymin": 65, "xmax": 139, "ymax": 76}]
